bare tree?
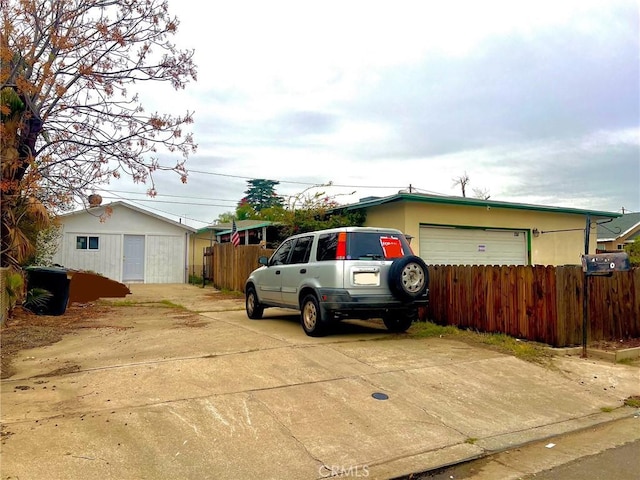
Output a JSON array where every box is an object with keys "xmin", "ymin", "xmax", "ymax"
[
  {"xmin": 452, "ymin": 172, "xmax": 470, "ymax": 197},
  {"xmin": 1, "ymin": 0, "xmax": 197, "ymax": 267},
  {"xmin": 472, "ymin": 187, "xmax": 491, "ymax": 200}
]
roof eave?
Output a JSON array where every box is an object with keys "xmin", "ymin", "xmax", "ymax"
[{"xmin": 342, "ymin": 193, "xmax": 621, "ymax": 218}]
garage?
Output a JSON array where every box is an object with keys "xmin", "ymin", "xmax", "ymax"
[
  {"xmin": 52, "ymin": 201, "xmax": 195, "ymax": 283},
  {"xmin": 419, "ymin": 225, "xmax": 529, "ymax": 266}
]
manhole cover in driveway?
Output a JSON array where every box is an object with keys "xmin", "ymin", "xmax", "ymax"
[{"xmin": 372, "ymin": 392, "xmax": 389, "ymax": 400}]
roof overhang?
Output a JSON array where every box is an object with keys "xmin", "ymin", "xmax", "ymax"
[{"xmin": 340, "ymin": 193, "xmax": 621, "ymax": 219}]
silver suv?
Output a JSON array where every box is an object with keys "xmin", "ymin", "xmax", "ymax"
[{"xmin": 245, "ymin": 226, "xmax": 429, "ymax": 336}]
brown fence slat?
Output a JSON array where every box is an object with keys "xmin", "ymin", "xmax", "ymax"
[{"xmin": 206, "ymin": 244, "xmax": 274, "ymax": 293}]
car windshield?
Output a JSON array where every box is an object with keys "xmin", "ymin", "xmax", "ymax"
[{"xmin": 347, "ymin": 232, "xmax": 409, "ymax": 260}]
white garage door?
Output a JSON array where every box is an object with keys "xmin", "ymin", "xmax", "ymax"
[{"xmin": 419, "ymin": 226, "xmax": 528, "ymax": 266}]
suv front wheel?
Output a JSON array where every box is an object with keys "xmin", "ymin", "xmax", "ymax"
[
  {"xmin": 246, "ymin": 286, "xmax": 264, "ymax": 319},
  {"xmin": 301, "ymin": 294, "xmax": 328, "ymax": 337}
]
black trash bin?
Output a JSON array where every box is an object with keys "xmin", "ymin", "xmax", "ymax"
[{"xmin": 24, "ymin": 266, "xmax": 72, "ymax": 315}]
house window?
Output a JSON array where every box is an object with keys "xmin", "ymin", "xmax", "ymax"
[
  {"xmin": 77, "ymin": 236, "xmax": 99, "ymax": 250},
  {"xmin": 617, "ymin": 244, "xmax": 624, "ymax": 250}
]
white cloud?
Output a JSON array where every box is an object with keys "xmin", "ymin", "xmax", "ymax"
[{"xmin": 100, "ymin": 0, "xmax": 639, "ymax": 227}]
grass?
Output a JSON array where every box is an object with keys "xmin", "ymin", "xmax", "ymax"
[
  {"xmin": 600, "ymin": 406, "xmax": 615, "ymax": 413},
  {"xmin": 103, "ymin": 299, "xmax": 186, "ymax": 309},
  {"xmin": 107, "ymin": 299, "xmax": 139, "ymax": 307},
  {"xmin": 624, "ymin": 396, "xmax": 640, "ymax": 408},
  {"xmin": 464, "ymin": 438, "xmax": 478, "ymax": 445},
  {"xmin": 218, "ymin": 288, "xmax": 244, "ymax": 298},
  {"xmin": 159, "ymin": 299, "xmax": 186, "ymax": 309},
  {"xmin": 408, "ymin": 321, "xmax": 552, "ymax": 365},
  {"xmin": 616, "ymin": 358, "xmax": 637, "ymax": 365}
]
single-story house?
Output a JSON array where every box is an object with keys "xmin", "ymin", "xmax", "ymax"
[
  {"xmin": 52, "ymin": 201, "xmax": 195, "ymax": 283},
  {"xmin": 189, "ymin": 220, "xmax": 278, "ymax": 277},
  {"xmin": 597, "ymin": 212, "xmax": 640, "ymax": 252},
  {"xmin": 340, "ymin": 193, "xmax": 621, "ymax": 266}
]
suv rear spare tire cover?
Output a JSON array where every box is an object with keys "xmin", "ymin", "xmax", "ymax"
[{"xmin": 388, "ymin": 255, "xmax": 428, "ymax": 300}]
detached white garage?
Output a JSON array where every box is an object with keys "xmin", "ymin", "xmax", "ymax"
[
  {"xmin": 52, "ymin": 201, "xmax": 195, "ymax": 283},
  {"xmin": 419, "ymin": 226, "xmax": 528, "ymax": 266}
]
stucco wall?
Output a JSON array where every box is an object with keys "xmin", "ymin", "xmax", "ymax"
[
  {"xmin": 364, "ymin": 201, "xmax": 599, "ymax": 266},
  {"xmin": 190, "ymin": 232, "xmax": 217, "ymax": 277}
]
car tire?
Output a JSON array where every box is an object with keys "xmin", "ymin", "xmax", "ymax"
[
  {"xmin": 383, "ymin": 309, "xmax": 418, "ymax": 333},
  {"xmin": 388, "ymin": 255, "xmax": 429, "ymax": 301},
  {"xmin": 300, "ymin": 294, "xmax": 328, "ymax": 337},
  {"xmin": 246, "ymin": 286, "xmax": 264, "ymax": 319}
]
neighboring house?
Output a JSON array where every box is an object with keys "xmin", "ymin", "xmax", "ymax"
[
  {"xmin": 189, "ymin": 220, "xmax": 278, "ymax": 277},
  {"xmin": 52, "ymin": 201, "xmax": 195, "ymax": 283},
  {"xmin": 340, "ymin": 193, "xmax": 620, "ymax": 266},
  {"xmin": 597, "ymin": 212, "xmax": 640, "ymax": 252}
]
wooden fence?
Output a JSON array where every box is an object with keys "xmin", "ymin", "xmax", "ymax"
[
  {"xmin": 426, "ymin": 265, "xmax": 640, "ymax": 347},
  {"xmin": 205, "ymin": 244, "xmax": 274, "ymax": 293},
  {"xmin": 205, "ymin": 245, "xmax": 639, "ymax": 347}
]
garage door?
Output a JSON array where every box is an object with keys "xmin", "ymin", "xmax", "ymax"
[{"xmin": 419, "ymin": 226, "xmax": 528, "ymax": 266}]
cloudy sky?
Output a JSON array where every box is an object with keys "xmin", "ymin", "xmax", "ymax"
[{"xmin": 98, "ymin": 0, "xmax": 639, "ymax": 227}]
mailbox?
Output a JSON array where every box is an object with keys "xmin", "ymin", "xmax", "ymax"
[{"xmin": 581, "ymin": 252, "xmax": 631, "ymax": 276}]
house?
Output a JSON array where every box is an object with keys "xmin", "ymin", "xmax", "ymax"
[
  {"xmin": 189, "ymin": 220, "xmax": 278, "ymax": 278},
  {"xmin": 597, "ymin": 212, "xmax": 640, "ymax": 252},
  {"xmin": 340, "ymin": 193, "xmax": 621, "ymax": 266},
  {"xmin": 52, "ymin": 201, "xmax": 195, "ymax": 283}
]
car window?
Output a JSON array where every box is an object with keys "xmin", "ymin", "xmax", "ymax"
[
  {"xmin": 289, "ymin": 236, "xmax": 313, "ymax": 264},
  {"xmin": 270, "ymin": 239, "xmax": 294, "ymax": 265},
  {"xmin": 347, "ymin": 233, "xmax": 408, "ymax": 260},
  {"xmin": 316, "ymin": 233, "xmax": 338, "ymax": 261}
]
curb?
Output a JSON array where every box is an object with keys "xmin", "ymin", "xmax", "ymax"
[
  {"xmin": 547, "ymin": 346, "xmax": 640, "ymax": 363},
  {"xmin": 393, "ymin": 408, "xmax": 638, "ymax": 480}
]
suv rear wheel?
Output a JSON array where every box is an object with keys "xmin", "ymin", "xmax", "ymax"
[
  {"xmin": 388, "ymin": 255, "xmax": 429, "ymax": 300},
  {"xmin": 246, "ymin": 286, "xmax": 264, "ymax": 319},
  {"xmin": 301, "ymin": 294, "xmax": 328, "ymax": 337}
]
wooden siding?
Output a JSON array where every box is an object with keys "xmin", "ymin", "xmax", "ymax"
[{"xmin": 425, "ymin": 265, "xmax": 640, "ymax": 347}]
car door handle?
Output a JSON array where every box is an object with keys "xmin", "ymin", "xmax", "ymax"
[
  {"xmin": 299, "ymin": 268, "xmax": 307, "ymax": 274},
  {"xmin": 275, "ymin": 270, "xmax": 281, "ymax": 275}
]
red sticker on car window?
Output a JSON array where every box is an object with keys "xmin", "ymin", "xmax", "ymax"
[{"xmin": 380, "ymin": 236, "xmax": 404, "ymax": 259}]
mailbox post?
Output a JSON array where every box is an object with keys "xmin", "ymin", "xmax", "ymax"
[{"xmin": 580, "ymin": 250, "xmax": 631, "ymax": 357}]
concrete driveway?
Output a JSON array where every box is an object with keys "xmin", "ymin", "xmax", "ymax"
[{"xmin": 1, "ymin": 284, "xmax": 639, "ymax": 479}]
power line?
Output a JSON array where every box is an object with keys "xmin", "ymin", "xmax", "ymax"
[
  {"xmin": 100, "ymin": 195, "xmax": 234, "ymax": 208},
  {"xmin": 186, "ymin": 169, "xmax": 406, "ymax": 189},
  {"xmin": 106, "ymin": 192, "xmax": 213, "ymax": 225},
  {"xmin": 101, "ymin": 189, "xmax": 238, "ymax": 203}
]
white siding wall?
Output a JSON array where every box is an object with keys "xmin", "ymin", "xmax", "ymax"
[
  {"xmin": 57, "ymin": 233, "xmax": 122, "ymax": 279},
  {"xmin": 146, "ymin": 235, "xmax": 186, "ymax": 283},
  {"xmin": 52, "ymin": 204, "xmax": 192, "ymax": 283}
]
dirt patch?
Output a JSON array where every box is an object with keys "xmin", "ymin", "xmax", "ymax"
[
  {"xmin": 169, "ymin": 312, "xmax": 209, "ymax": 328},
  {"xmin": 34, "ymin": 363, "xmax": 82, "ymax": 378},
  {"xmin": 590, "ymin": 338, "xmax": 640, "ymax": 351},
  {"xmin": 0, "ymin": 290, "xmax": 232, "ymax": 379},
  {"xmin": 203, "ymin": 290, "xmax": 245, "ymax": 301},
  {"xmin": 1, "ymin": 304, "xmax": 113, "ymax": 379}
]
